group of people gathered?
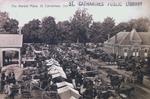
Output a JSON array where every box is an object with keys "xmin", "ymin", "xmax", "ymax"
[{"xmin": 0, "ymin": 70, "xmax": 17, "ymax": 99}]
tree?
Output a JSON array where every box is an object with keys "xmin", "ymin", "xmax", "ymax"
[
  {"xmin": 129, "ymin": 18, "xmax": 150, "ymax": 32},
  {"xmin": 87, "ymin": 17, "xmax": 116, "ymax": 43},
  {"xmin": 56, "ymin": 21, "xmax": 72, "ymax": 43},
  {"xmin": 102, "ymin": 17, "xmax": 115, "ymax": 40},
  {"xmin": 3, "ymin": 19, "xmax": 19, "ymax": 34},
  {"xmin": 113, "ymin": 22, "xmax": 131, "ymax": 33},
  {"xmin": 21, "ymin": 19, "xmax": 41, "ymax": 43},
  {"xmin": 40, "ymin": 16, "xmax": 57, "ymax": 44},
  {"xmin": 70, "ymin": 9, "xmax": 92, "ymax": 43},
  {"xmin": 0, "ymin": 11, "xmax": 9, "ymax": 32},
  {"xmin": 89, "ymin": 22, "xmax": 104, "ymax": 43}
]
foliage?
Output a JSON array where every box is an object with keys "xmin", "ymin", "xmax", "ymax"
[
  {"xmin": 56, "ymin": 21, "xmax": 72, "ymax": 43},
  {"xmin": 3, "ymin": 10, "xmax": 149, "ymax": 43},
  {"xmin": 70, "ymin": 9, "xmax": 92, "ymax": 43},
  {"xmin": 3, "ymin": 19, "xmax": 19, "ymax": 34},
  {"xmin": 22, "ymin": 19, "xmax": 41, "ymax": 43},
  {"xmin": 129, "ymin": 18, "xmax": 150, "ymax": 32},
  {"xmin": 88, "ymin": 17, "xmax": 115, "ymax": 43},
  {"xmin": 102, "ymin": 17, "xmax": 115, "ymax": 39},
  {"xmin": 0, "ymin": 11, "xmax": 9, "ymax": 32},
  {"xmin": 89, "ymin": 22, "xmax": 104, "ymax": 43},
  {"xmin": 0, "ymin": 11, "xmax": 19, "ymax": 33},
  {"xmin": 40, "ymin": 16, "xmax": 57, "ymax": 44}
]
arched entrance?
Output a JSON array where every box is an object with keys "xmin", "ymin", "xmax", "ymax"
[{"xmin": 0, "ymin": 48, "xmax": 21, "ymax": 67}]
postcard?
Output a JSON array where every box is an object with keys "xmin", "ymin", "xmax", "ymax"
[{"xmin": 0, "ymin": 0, "xmax": 150, "ymax": 99}]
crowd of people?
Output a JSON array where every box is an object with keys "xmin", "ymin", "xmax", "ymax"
[
  {"xmin": 0, "ymin": 69, "xmax": 17, "ymax": 99},
  {"xmin": 0, "ymin": 43, "xmax": 148, "ymax": 99}
]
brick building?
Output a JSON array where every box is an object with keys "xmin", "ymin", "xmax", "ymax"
[{"xmin": 104, "ymin": 29, "xmax": 150, "ymax": 58}]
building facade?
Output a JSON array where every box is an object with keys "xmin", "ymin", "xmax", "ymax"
[
  {"xmin": 104, "ymin": 29, "xmax": 150, "ymax": 58},
  {"xmin": 0, "ymin": 34, "xmax": 23, "ymax": 67}
]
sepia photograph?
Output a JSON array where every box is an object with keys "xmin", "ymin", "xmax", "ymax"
[{"xmin": 0, "ymin": 0, "xmax": 150, "ymax": 99}]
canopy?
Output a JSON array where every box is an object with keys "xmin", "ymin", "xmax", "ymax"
[
  {"xmin": 57, "ymin": 86, "xmax": 80, "ymax": 99},
  {"xmin": 56, "ymin": 81, "xmax": 74, "ymax": 88},
  {"xmin": 48, "ymin": 69, "xmax": 59, "ymax": 75},
  {"xmin": 48, "ymin": 65, "xmax": 63, "ymax": 72},
  {"xmin": 46, "ymin": 62, "xmax": 53, "ymax": 66},
  {"xmin": 46, "ymin": 62, "xmax": 60, "ymax": 67},
  {"xmin": 52, "ymin": 73, "xmax": 67, "ymax": 79},
  {"xmin": 46, "ymin": 58, "xmax": 60, "ymax": 66},
  {"xmin": 48, "ymin": 66, "xmax": 66, "ymax": 77},
  {"xmin": 45, "ymin": 58, "xmax": 58, "ymax": 63}
]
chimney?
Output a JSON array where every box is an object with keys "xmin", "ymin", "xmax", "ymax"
[{"xmin": 115, "ymin": 34, "xmax": 118, "ymax": 44}]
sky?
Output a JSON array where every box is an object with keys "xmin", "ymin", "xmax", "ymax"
[{"xmin": 0, "ymin": 0, "xmax": 150, "ymax": 26}]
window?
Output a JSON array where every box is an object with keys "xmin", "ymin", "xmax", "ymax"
[
  {"xmin": 136, "ymin": 49, "xmax": 139, "ymax": 56},
  {"xmin": 133, "ymin": 49, "xmax": 139, "ymax": 57},
  {"xmin": 144, "ymin": 49, "xmax": 148, "ymax": 57},
  {"xmin": 145, "ymin": 49, "xmax": 148, "ymax": 52},
  {"xmin": 124, "ymin": 49, "xmax": 128, "ymax": 57},
  {"xmin": 133, "ymin": 52, "xmax": 135, "ymax": 56}
]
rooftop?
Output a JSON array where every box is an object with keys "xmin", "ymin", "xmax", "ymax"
[
  {"xmin": 0, "ymin": 34, "xmax": 23, "ymax": 48},
  {"xmin": 105, "ymin": 29, "xmax": 150, "ymax": 45}
]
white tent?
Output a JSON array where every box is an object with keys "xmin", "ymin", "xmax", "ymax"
[
  {"xmin": 47, "ymin": 62, "xmax": 60, "ymax": 67},
  {"xmin": 46, "ymin": 62, "xmax": 53, "ymax": 66},
  {"xmin": 34, "ymin": 50, "xmax": 42, "ymax": 54},
  {"xmin": 46, "ymin": 61, "xmax": 60, "ymax": 66},
  {"xmin": 46, "ymin": 58, "xmax": 58, "ymax": 64},
  {"xmin": 46, "ymin": 58, "xmax": 60, "ymax": 66},
  {"xmin": 52, "ymin": 72, "xmax": 67, "ymax": 79},
  {"xmin": 48, "ymin": 66, "xmax": 66, "ymax": 76},
  {"xmin": 57, "ymin": 86, "xmax": 80, "ymax": 99},
  {"xmin": 56, "ymin": 81, "xmax": 74, "ymax": 88},
  {"xmin": 48, "ymin": 69, "xmax": 59, "ymax": 75},
  {"xmin": 48, "ymin": 65, "xmax": 63, "ymax": 72}
]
